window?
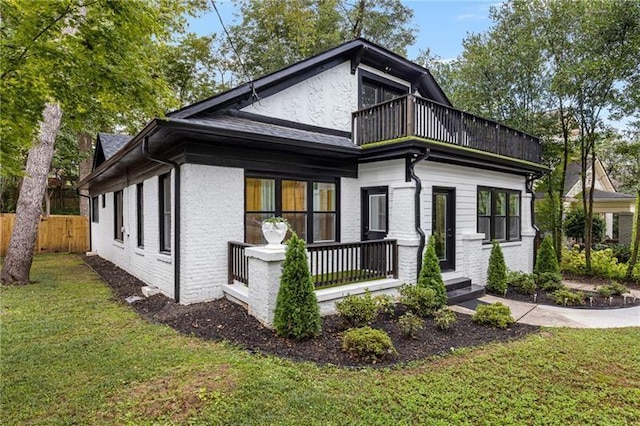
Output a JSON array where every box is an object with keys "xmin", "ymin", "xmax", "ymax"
[
  {"xmin": 137, "ymin": 183, "xmax": 144, "ymax": 248},
  {"xmin": 102, "ymin": 194, "xmax": 106, "ymax": 208},
  {"xmin": 159, "ymin": 173, "xmax": 171, "ymax": 252},
  {"xmin": 114, "ymin": 191, "xmax": 124, "ymax": 241},
  {"xmin": 245, "ymin": 176, "xmax": 338, "ymax": 244},
  {"xmin": 91, "ymin": 196, "xmax": 99, "ymax": 223},
  {"xmin": 368, "ymin": 194, "xmax": 387, "ymax": 232},
  {"xmin": 358, "ymin": 70, "xmax": 408, "ymax": 109},
  {"xmin": 477, "ymin": 187, "xmax": 521, "ymax": 243}
]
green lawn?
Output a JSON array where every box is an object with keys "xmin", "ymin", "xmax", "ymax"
[{"xmin": 2, "ymin": 254, "xmax": 640, "ymax": 425}]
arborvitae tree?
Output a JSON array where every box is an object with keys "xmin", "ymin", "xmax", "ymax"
[
  {"xmin": 486, "ymin": 241, "xmax": 507, "ymax": 294},
  {"xmin": 274, "ymin": 233, "xmax": 322, "ymax": 339},
  {"xmin": 535, "ymin": 235, "xmax": 561, "ymax": 275},
  {"xmin": 417, "ymin": 235, "xmax": 447, "ymax": 307}
]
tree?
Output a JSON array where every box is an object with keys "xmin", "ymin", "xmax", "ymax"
[
  {"xmin": 416, "ymin": 235, "xmax": 446, "ymax": 308},
  {"xmin": 534, "ymin": 235, "xmax": 560, "ymax": 275},
  {"xmin": 227, "ymin": 0, "xmax": 416, "ymax": 79},
  {"xmin": 0, "ymin": 0, "xmax": 200, "ymax": 285},
  {"xmin": 486, "ymin": 241, "xmax": 507, "ymax": 295},
  {"xmin": 274, "ymin": 233, "xmax": 322, "ymax": 339},
  {"xmin": 563, "ymin": 208, "xmax": 605, "ymax": 243}
]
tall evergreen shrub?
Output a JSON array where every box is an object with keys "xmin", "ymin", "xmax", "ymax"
[
  {"xmin": 417, "ymin": 235, "xmax": 447, "ymax": 307},
  {"xmin": 535, "ymin": 235, "xmax": 560, "ymax": 275},
  {"xmin": 486, "ymin": 241, "xmax": 507, "ymax": 294},
  {"xmin": 274, "ymin": 233, "xmax": 321, "ymax": 339}
]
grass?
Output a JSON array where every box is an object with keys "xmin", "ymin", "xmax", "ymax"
[{"xmin": 2, "ymin": 254, "xmax": 640, "ymax": 424}]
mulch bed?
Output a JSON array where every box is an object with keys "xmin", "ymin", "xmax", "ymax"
[
  {"xmin": 498, "ymin": 285, "xmax": 640, "ymax": 309},
  {"xmin": 83, "ymin": 255, "xmax": 539, "ymax": 367}
]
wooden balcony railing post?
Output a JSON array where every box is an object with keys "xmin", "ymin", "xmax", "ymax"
[{"xmin": 406, "ymin": 95, "xmax": 415, "ymax": 137}]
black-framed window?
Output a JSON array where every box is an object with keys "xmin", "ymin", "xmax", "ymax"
[
  {"xmin": 358, "ymin": 69, "xmax": 409, "ymax": 109},
  {"xmin": 245, "ymin": 176, "xmax": 338, "ymax": 244},
  {"xmin": 114, "ymin": 190, "xmax": 124, "ymax": 241},
  {"xmin": 137, "ymin": 183, "xmax": 144, "ymax": 248},
  {"xmin": 159, "ymin": 173, "xmax": 171, "ymax": 252},
  {"xmin": 477, "ymin": 187, "xmax": 521, "ymax": 243},
  {"xmin": 91, "ymin": 196, "xmax": 99, "ymax": 223}
]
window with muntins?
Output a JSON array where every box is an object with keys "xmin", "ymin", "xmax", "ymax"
[
  {"xmin": 114, "ymin": 191, "xmax": 124, "ymax": 241},
  {"xmin": 91, "ymin": 196, "xmax": 99, "ymax": 223},
  {"xmin": 137, "ymin": 183, "xmax": 144, "ymax": 248},
  {"xmin": 245, "ymin": 176, "xmax": 338, "ymax": 244},
  {"xmin": 477, "ymin": 187, "xmax": 521, "ymax": 243},
  {"xmin": 159, "ymin": 174, "xmax": 171, "ymax": 252}
]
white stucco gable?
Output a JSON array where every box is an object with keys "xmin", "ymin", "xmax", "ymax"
[{"xmin": 565, "ymin": 158, "xmax": 616, "ymax": 199}]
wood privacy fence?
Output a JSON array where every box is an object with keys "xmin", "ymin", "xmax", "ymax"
[{"xmin": 0, "ymin": 214, "xmax": 89, "ymax": 256}]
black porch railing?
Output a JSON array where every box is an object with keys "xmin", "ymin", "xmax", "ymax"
[
  {"xmin": 352, "ymin": 94, "xmax": 542, "ymax": 164},
  {"xmin": 227, "ymin": 239, "xmax": 398, "ymax": 289},
  {"xmin": 308, "ymin": 239, "xmax": 398, "ymax": 288}
]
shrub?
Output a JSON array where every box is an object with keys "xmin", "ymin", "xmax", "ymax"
[
  {"xmin": 341, "ymin": 326, "xmax": 397, "ymax": 361},
  {"xmin": 551, "ymin": 289, "xmax": 585, "ymax": 306},
  {"xmin": 398, "ymin": 312, "xmax": 423, "ymax": 339},
  {"xmin": 399, "ymin": 284, "xmax": 439, "ymax": 317},
  {"xmin": 597, "ymin": 282, "xmax": 628, "ymax": 298},
  {"xmin": 434, "ymin": 308, "xmax": 458, "ymax": 330},
  {"xmin": 535, "ymin": 235, "xmax": 560, "ymax": 275},
  {"xmin": 564, "ymin": 207, "xmax": 605, "ymax": 242},
  {"xmin": 417, "ymin": 235, "xmax": 447, "ymax": 308},
  {"xmin": 335, "ymin": 289, "xmax": 379, "ymax": 326},
  {"xmin": 507, "ymin": 271, "xmax": 537, "ymax": 295},
  {"xmin": 274, "ymin": 233, "xmax": 322, "ymax": 339},
  {"xmin": 535, "ymin": 272, "xmax": 565, "ymax": 292},
  {"xmin": 374, "ymin": 294, "xmax": 396, "ymax": 315},
  {"xmin": 486, "ymin": 241, "xmax": 507, "ymax": 295},
  {"xmin": 472, "ymin": 302, "xmax": 514, "ymax": 329},
  {"xmin": 594, "ymin": 243, "xmax": 631, "ymax": 263}
]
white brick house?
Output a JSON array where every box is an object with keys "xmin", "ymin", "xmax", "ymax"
[{"xmin": 79, "ymin": 39, "xmax": 546, "ymax": 318}]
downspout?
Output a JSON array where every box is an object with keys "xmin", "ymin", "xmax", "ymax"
[
  {"xmin": 408, "ymin": 149, "xmax": 430, "ymax": 278},
  {"xmin": 76, "ymin": 189, "xmax": 92, "ymax": 252},
  {"xmin": 526, "ymin": 172, "xmax": 544, "ymax": 269},
  {"xmin": 142, "ymin": 136, "xmax": 182, "ymax": 303}
]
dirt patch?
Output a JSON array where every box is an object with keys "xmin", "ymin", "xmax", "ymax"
[{"xmin": 83, "ymin": 255, "xmax": 539, "ymax": 368}]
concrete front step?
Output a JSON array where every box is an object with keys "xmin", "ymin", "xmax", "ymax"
[
  {"xmin": 447, "ymin": 284, "xmax": 486, "ymax": 305},
  {"xmin": 444, "ymin": 277, "xmax": 472, "ymax": 292}
]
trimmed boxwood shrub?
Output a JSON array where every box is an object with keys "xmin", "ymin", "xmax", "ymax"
[
  {"xmin": 335, "ymin": 289, "xmax": 379, "ymax": 326},
  {"xmin": 398, "ymin": 312, "xmax": 423, "ymax": 339},
  {"xmin": 535, "ymin": 235, "xmax": 560, "ymax": 275},
  {"xmin": 472, "ymin": 302, "xmax": 514, "ymax": 329},
  {"xmin": 399, "ymin": 284, "xmax": 439, "ymax": 317},
  {"xmin": 434, "ymin": 307, "xmax": 458, "ymax": 330},
  {"xmin": 417, "ymin": 235, "xmax": 447, "ymax": 308},
  {"xmin": 507, "ymin": 271, "xmax": 537, "ymax": 295},
  {"xmin": 341, "ymin": 326, "xmax": 397, "ymax": 361},
  {"xmin": 486, "ymin": 241, "xmax": 507, "ymax": 295},
  {"xmin": 535, "ymin": 272, "xmax": 565, "ymax": 292},
  {"xmin": 274, "ymin": 233, "xmax": 321, "ymax": 339},
  {"xmin": 551, "ymin": 289, "xmax": 585, "ymax": 306}
]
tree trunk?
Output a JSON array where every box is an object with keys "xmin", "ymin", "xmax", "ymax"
[
  {"xmin": 77, "ymin": 132, "xmax": 93, "ymax": 217},
  {"xmin": 1, "ymin": 103, "xmax": 63, "ymax": 285},
  {"xmin": 626, "ymin": 191, "xmax": 640, "ymax": 280}
]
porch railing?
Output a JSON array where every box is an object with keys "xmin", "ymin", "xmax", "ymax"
[
  {"xmin": 308, "ymin": 239, "xmax": 398, "ymax": 288},
  {"xmin": 227, "ymin": 239, "xmax": 398, "ymax": 289},
  {"xmin": 228, "ymin": 241, "xmax": 252, "ymax": 285},
  {"xmin": 352, "ymin": 94, "xmax": 542, "ymax": 164}
]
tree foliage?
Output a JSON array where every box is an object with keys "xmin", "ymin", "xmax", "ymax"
[
  {"xmin": 416, "ymin": 235, "xmax": 447, "ymax": 308},
  {"xmin": 227, "ymin": 0, "xmax": 416, "ymax": 79},
  {"xmin": 535, "ymin": 235, "xmax": 560, "ymax": 275},
  {"xmin": 274, "ymin": 233, "xmax": 322, "ymax": 339},
  {"xmin": 563, "ymin": 208, "xmax": 605, "ymax": 243},
  {"xmin": 486, "ymin": 241, "xmax": 507, "ymax": 295}
]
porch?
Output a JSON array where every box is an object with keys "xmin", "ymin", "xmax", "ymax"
[{"xmin": 352, "ymin": 94, "xmax": 543, "ymax": 165}]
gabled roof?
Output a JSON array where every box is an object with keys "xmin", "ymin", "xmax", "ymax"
[
  {"xmin": 169, "ymin": 38, "xmax": 451, "ymax": 120},
  {"xmin": 92, "ymin": 133, "xmax": 132, "ymax": 170}
]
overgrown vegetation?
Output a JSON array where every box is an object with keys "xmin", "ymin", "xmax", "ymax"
[
  {"xmin": 486, "ymin": 241, "xmax": 508, "ymax": 295},
  {"xmin": 3, "ymin": 255, "xmax": 640, "ymax": 424},
  {"xmin": 341, "ymin": 326, "xmax": 397, "ymax": 361},
  {"xmin": 562, "ymin": 246, "xmax": 640, "ymax": 282},
  {"xmin": 274, "ymin": 233, "xmax": 321, "ymax": 339},
  {"xmin": 472, "ymin": 302, "xmax": 514, "ymax": 329},
  {"xmin": 416, "ymin": 235, "xmax": 447, "ymax": 308}
]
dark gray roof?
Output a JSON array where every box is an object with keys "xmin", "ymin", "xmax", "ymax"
[
  {"xmin": 589, "ymin": 189, "xmax": 636, "ymax": 200},
  {"xmin": 98, "ymin": 133, "xmax": 132, "ymax": 160},
  {"xmin": 563, "ymin": 161, "xmax": 582, "ymax": 195},
  {"xmin": 170, "ymin": 113, "xmax": 356, "ymax": 149}
]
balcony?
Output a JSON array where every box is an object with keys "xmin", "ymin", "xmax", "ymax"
[{"xmin": 352, "ymin": 94, "xmax": 542, "ymax": 164}]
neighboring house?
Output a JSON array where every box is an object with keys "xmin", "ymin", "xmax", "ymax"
[
  {"xmin": 562, "ymin": 159, "xmax": 636, "ymax": 244},
  {"xmin": 78, "ymin": 39, "xmax": 545, "ymax": 319}
]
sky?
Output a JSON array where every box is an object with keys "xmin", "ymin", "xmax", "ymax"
[{"xmin": 188, "ymin": 0, "xmax": 498, "ymax": 61}]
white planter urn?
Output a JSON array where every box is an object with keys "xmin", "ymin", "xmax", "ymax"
[{"xmin": 261, "ymin": 221, "xmax": 288, "ymax": 248}]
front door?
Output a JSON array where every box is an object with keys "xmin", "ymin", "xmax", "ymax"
[
  {"xmin": 432, "ymin": 188, "xmax": 455, "ymax": 271},
  {"xmin": 362, "ymin": 187, "xmax": 388, "ymax": 240}
]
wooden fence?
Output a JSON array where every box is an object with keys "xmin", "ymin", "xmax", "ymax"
[{"xmin": 0, "ymin": 214, "xmax": 89, "ymax": 256}]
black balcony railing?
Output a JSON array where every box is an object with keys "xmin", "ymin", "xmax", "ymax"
[{"xmin": 352, "ymin": 94, "xmax": 542, "ymax": 164}]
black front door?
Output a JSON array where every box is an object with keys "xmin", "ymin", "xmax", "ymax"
[
  {"xmin": 362, "ymin": 187, "xmax": 388, "ymax": 240},
  {"xmin": 432, "ymin": 187, "xmax": 455, "ymax": 271}
]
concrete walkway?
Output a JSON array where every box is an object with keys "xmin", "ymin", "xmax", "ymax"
[{"xmin": 452, "ymin": 282, "xmax": 640, "ymax": 329}]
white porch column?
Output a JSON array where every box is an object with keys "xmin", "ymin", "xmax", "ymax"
[
  {"xmin": 386, "ymin": 182, "xmax": 420, "ymax": 283},
  {"xmin": 462, "ymin": 233, "xmax": 485, "ymax": 285},
  {"xmin": 245, "ymin": 246, "xmax": 286, "ymax": 327},
  {"xmin": 605, "ymin": 213, "xmax": 614, "ymax": 239}
]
